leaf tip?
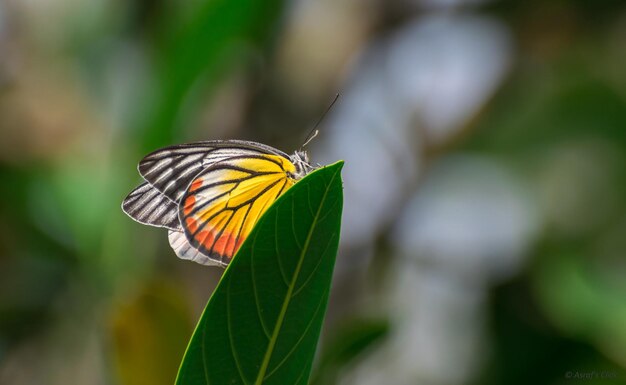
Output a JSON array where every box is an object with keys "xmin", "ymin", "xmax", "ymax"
[{"xmin": 324, "ymin": 160, "xmax": 344, "ymax": 172}]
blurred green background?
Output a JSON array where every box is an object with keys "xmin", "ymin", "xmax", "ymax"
[{"xmin": 1, "ymin": 0, "xmax": 625, "ymax": 384}]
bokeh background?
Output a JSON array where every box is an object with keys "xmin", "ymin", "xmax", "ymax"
[{"xmin": 1, "ymin": 0, "xmax": 626, "ymax": 384}]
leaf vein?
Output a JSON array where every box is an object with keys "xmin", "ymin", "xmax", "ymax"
[
  {"xmin": 264, "ymin": 289, "xmax": 329, "ymax": 379},
  {"xmin": 315, "ymin": 195, "xmax": 341, "ymax": 225},
  {"xmin": 306, "ymin": 184, "xmax": 314, "ymax": 217},
  {"xmin": 292, "ymin": 233, "xmax": 337, "ymax": 298},
  {"xmin": 227, "ymin": 278, "xmax": 251, "ymax": 385},
  {"xmin": 253, "ymin": 167, "xmax": 342, "ymax": 385},
  {"xmin": 290, "ymin": 198, "xmax": 302, "ymax": 249},
  {"xmin": 274, "ymin": 209, "xmax": 290, "ymax": 286},
  {"xmin": 251, "ymin": 234, "xmax": 271, "ymax": 339},
  {"xmin": 202, "ymin": 316, "xmax": 210, "ymax": 385},
  {"xmin": 294, "ymin": 362, "xmax": 310, "ymax": 385}
]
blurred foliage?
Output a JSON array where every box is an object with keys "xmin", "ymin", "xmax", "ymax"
[
  {"xmin": 140, "ymin": 0, "xmax": 286, "ymax": 150},
  {"xmin": 111, "ymin": 279, "xmax": 193, "ymax": 385},
  {"xmin": 310, "ymin": 318, "xmax": 389, "ymax": 385},
  {"xmin": 461, "ymin": 8, "xmax": 626, "ymax": 385}
]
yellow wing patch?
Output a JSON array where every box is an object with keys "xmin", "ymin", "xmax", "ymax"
[{"xmin": 179, "ymin": 155, "xmax": 297, "ymax": 265}]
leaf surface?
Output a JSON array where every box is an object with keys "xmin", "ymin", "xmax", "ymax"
[{"xmin": 176, "ymin": 161, "xmax": 344, "ymax": 385}]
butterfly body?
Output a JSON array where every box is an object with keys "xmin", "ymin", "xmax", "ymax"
[{"xmin": 122, "ymin": 140, "xmax": 313, "ymax": 266}]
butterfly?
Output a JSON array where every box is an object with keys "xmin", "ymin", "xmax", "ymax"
[{"xmin": 121, "ymin": 140, "xmax": 315, "ymax": 266}]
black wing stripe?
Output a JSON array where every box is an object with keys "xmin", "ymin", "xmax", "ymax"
[
  {"xmin": 191, "ymin": 171, "xmax": 278, "ymax": 195},
  {"xmin": 182, "ymin": 154, "xmax": 289, "ymax": 220},
  {"xmin": 152, "ymin": 167, "xmax": 174, "ymax": 185},
  {"xmin": 208, "ymin": 211, "xmax": 236, "ymax": 257},
  {"xmin": 186, "ymin": 189, "xmax": 233, "ymax": 218},
  {"xmin": 122, "ymin": 182, "xmax": 180, "ymax": 230},
  {"xmin": 138, "ymin": 146, "xmax": 282, "ymax": 203},
  {"xmin": 211, "ymin": 154, "xmax": 286, "ymax": 169},
  {"xmin": 124, "ymin": 183, "xmax": 179, "ymax": 229},
  {"xmin": 182, "ymin": 158, "xmax": 277, "ymax": 217},
  {"xmin": 275, "ymin": 178, "xmax": 290, "ymax": 199},
  {"xmin": 192, "ymin": 210, "xmax": 231, "ymax": 254},
  {"xmin": 230, "ymin": 178, "xmax": 284, "ymax": 210},
  {"xmin": 187, "ymin": 177, "xmax": 284, "ymax": 242},
  {"xmin": 143, "ymin": 145, "xmax": 250, "ymax": 163},
  {"xmin": 188, "ymin": 160, "xmax": 282, "ymax": 196},
  {"xmin": 189, "ymin": 155, "xmax": 286, "ymax": 191},
  {"xmin": 186, "ymin": 173, "xmax": 285, "ymax": 219},
  {"xmin": 233, "ymin": 203, "xmax": 253, "ymax": 253},
  {"xmin": 141, "ymin": 148, "xmax": 265, "ymax": 172},
  {"xmin": 233, "ymin": 180, "xmax": 283, "ymax": 245}
]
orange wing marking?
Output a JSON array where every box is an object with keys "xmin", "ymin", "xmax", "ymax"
[{"xmin": 180, "ymin": 155, "xmax": 297, "ymax": 263}]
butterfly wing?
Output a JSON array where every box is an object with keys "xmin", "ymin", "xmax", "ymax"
[
  {"xmin": 177, "ymin": 154, "xmax": 298, "ymax": 265},
  {"xmin": 122, "ymin": 182, "xmax": 181, "ymax": 230},
  {"xmin": 122, "ymin": 140, "xmax": 305, "ymax": 267},
  {"xmin": 137, "ymin": 140, "xmax": 289, "ymax": 202},
  {"xmin": 168, "ymin": 230, "xmax": 217, "ymax": 265},
  {"xmin": 122, "ymin": 140, "xmax": 289, "ymax": 228}
]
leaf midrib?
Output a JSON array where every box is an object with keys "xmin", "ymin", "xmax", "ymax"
[{"xmin": 253, "ymin": 169, "xmax": 339, "ymax": 384}]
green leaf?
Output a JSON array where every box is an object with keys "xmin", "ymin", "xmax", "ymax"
[{"xmin": 176, "ymin": 161, "xmax": 344, "ymax": 385}]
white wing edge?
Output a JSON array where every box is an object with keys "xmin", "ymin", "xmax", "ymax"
[{"xmin": 167, "ymin": 230, "xmax": 226, "ymax": 267}]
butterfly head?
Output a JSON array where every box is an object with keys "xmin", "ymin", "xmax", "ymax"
[{"xmin": 290, "ymin": 150, "xmax": 314, "ymax": 179}]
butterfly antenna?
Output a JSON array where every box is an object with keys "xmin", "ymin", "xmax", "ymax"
[{"xmin": 301, "ymin": 93, "xmax": 340, "ymax": 149}]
